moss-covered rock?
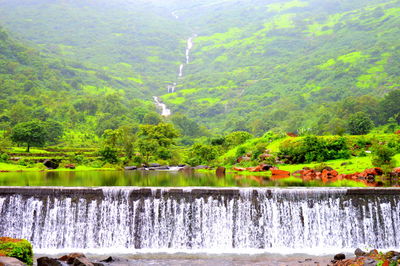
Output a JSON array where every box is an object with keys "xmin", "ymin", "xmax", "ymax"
[{"xmin": 0, "ymin": 237, "xmax": 33, "ymax": 265}]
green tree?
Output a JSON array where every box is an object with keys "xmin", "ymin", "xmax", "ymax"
[
  {"xmin": 98, "ymin": 146, "xmax": 119, "ymax": 164},
  {"xmin": 347, "ymin": 112, "xmax": 374, "ymax": 135},
  {"xmin": 137, "ymin": 123, "xmax": 179, "ymax": 163},
  {"xmin": 11, "ymin": 120, "xmax": 46, "ymax": 152},
  {"xmin": 224, "ymin": 131, "xmax": 253, "ymax": 148},
  {"xmin": 137, "ymin": 139, "xmax": 158, "ymax": 164},
  {"xmin": 43, "ymin": 120, "xmax": 63, "ymax": 144},
  {"xmin": 371, "ymin": 144, "xmax": 396, "ymax": 170},
  {"xmin": 142, "ymin": 112, "xmax": 162, "ymax": 125},
  {"xmin": 380, "ymin": 89, "xmax": 400, "ymax": 124},
  {"xmin": 138, "ymin": 123, "xmax": 179, "ymax": 147},
  {"xmin": 186, "ymin": 143, "xmax": 219, "ymax": 166}
]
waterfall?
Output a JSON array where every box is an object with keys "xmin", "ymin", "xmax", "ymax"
[
  {"xmin": 153, "ymin": 96, "xmax": 171, "ymax": 116},
  {"xmin": 179, "ymin": 64, "xmax": 184, "ymax": 77},
  {"xmin": 1, "ymin": 187, "xmax": 399, "ymax": 254},
  {"xmin": 186, "ymin": 37, "xmax": 194, "ymax": 64}
]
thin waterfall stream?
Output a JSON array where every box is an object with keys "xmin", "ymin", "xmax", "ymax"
[{"xmin": 153, "ymin": 12, "xmax": 196, "ymax": 117}]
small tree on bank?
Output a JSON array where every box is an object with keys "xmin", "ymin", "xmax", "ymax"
[{"xmin": 11, "ymin": 121, "xmax": 46, "ymax": 152}]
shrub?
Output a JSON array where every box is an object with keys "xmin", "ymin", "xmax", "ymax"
[
  {"xmin": 186, "ymin": 143, "xmax": 219, "ymax": 166},
  {"xmin": 0, "ymin": 237, "xmax": 33, "ymax": 265},
  {"xmin": 278, "ymin": 136, "xmax": 350, "ymax": 164},
  {"xmin": 371, "ymin": 144, "xmax": 396, "ymax": 169},
  {"xmin": 98, "ymin": 146, "xmax": 119, "ymax": 164},
  {"xmin": 0, "ymin": 152, "xmax": 9, "ymax": 162}
]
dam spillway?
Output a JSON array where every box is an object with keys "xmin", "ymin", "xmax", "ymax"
[{"xmin": 0, "ymin": 187, "xmax": 399, "ymax": 253}]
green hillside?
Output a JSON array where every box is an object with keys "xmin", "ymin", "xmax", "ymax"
[
  {"xmin": 0, "ymin": 0, "xmax": 189, "ymax": 94},
  {"xmin": 162, "ymin": 0, "xmax": 400, "ymax": 133},
  {"xmin": 0, "ymin": 24, "xmax": 159, "ymax": 146},
  {"xmin": 0, "ymin": 0, "xmax": 399, "ymax": 137}
]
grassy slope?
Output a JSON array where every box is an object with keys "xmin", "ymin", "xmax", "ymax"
[{"xmin": 163, "ymin": 0, "xmax": 400, "ymax": 131}]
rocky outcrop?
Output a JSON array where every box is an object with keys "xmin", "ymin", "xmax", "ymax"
[
  {"xmin": 37, "ymin": 257, "xmax": 62, "ymax": 266},
  {"xmin": 39, "ymin": 253, "xmax": 135, "ymax": 266},
  {"xmin": 294, "ymin": 167, "xmax": 385, "ymax": 186},
  {"xmin": 330, "ymin": 249, "xmax": 400, "ymax": 265},
  {"xmin": 0, "ymin": 257, "xmax": 25, "ymax": 266},
  {"xmin": 43, "ymin": 159, "xmax": 59, "ymax": 169}
]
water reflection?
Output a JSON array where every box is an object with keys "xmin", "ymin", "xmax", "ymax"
[
  {"xmin": 0, "ymin": 170, "xmax": 264, "ymax": 187},
  {"xmin": 0, "ymin": 170, "xmax": 376, "ymax": 187}
]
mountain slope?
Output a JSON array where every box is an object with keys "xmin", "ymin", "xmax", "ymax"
[
  {"xmin": 0, "ymin": 0, "xmax": 190, "ymax": 94},
  {"xmin": 0, "ymin": 0, "xmax": 399, "ymax": 135},
  {"xmin": 0, "ymin": 25, "xmax": 157, "ymax": 144},
  {"xmin": 161, "ymin": 0, "xmax": 400, "ymax": 132}
]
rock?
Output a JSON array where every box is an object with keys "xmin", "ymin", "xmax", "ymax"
[
  {"xmin": 321, "ymin": 169, "xmax": 339, "ymax": 183},
  {"xmin": 237, "ymin": 156, "xmax": 251, "ymax": 163},
  {"xmin": 64, "ymin": 164, "xmax": 76, "ymax": 169},
  {"xmin": 178, "ymin": 165, "xmax": 194, "ymax": 174},
  {"xmin": 334, "ymin": 253, "xmax": 346, "ymax": 261},
  {"xmin": 216, "ymin": 166, "xmax": 226, "ymax": 177},
  {"xmin": 364, "ymin": 258, "xmax": 377, "ymax": 265},
  {"xmin": 100, "ymin": 257, "xmax": 131, "ymax": 263},
  {"xmin": 340, "ymin": 162, "xmax": 348, "ymax": 166},
  {"xmin": 59, "ymin": 253, "xmax": 86, "ymax": 264},
  {"xmin": 193, "ymin": 165, "xmax": 209, "ymax": 170},
  {"xmin": 0, "ymin": 257, "xmax": 25, "ymax": 266},
  {"xmin": 124, "ymin": 166, "xmax": 137, "ymax": 170},
  {"xmin": 286, "ymin": 132, "xmax": 298, "ymax": 137},
  {"xmin": 260, "ymin": 164, "xmax": 272, "ymax": 171},
  {"xmin": 37, "ymin": 257, "xmax": 62, "ymax": 266},
  {"xmin": 368, "ymin": 249, "xmax": 379, "ymax": 256},
  {"xmin": 149, "ymin": 163, "xmax": 161, "ymax": 167},
  {"xmin": 148, "ymin": 166, "xmax": 169, "ymax": 170},
  {"xmin": 355, "ymin": 248, "xmax": 367, "ymax": 257},
  {"xmin": 73, "ymin": 257, "xmax": 94, "ymax": 266},
  {"xmin": 271, "ymin": 169, "xmax": 290, "ymax": 176},
  {"xmin": 259, "ymin": 153, "xmax": 273, "ymax": 160},
  {"xmin": 43, "ymin": 159, "xmax": 59, "ymax": 169}
]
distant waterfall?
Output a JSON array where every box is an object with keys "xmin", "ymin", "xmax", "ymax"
[
  {"xmin": 154, "ymin": 14, "xmax": 197, "ymax": 116},
  {"xmin": 1, "ymin": 187, "xmax": 400, "ymax": 254},
  {"xmin": 153, "ymin": 96, "xmax": 171, "ymax": 116}
]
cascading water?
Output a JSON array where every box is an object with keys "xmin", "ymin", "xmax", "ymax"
[
  {"xmin": 1, "ymin": 187, "xmax": 399, "ymax": 254},
  {"xmin": 153, "ymin": 12, "xmax": 197, "ymax": 117},
  {"xmin": 153, "ymin": 96, "xmax": 171, "ymax": 116}
]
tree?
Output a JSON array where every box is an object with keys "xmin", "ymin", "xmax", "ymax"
[
  {"xmin": 347, "ymin": 112, "xmax": 374, "ymax": 135},
  {"xmin": 137, "ymin": 123, "xmax": 179, "ymax": 163},
  {"xmin": 43, "ymin": 120, "xmax": 63, "ymax": 144},
  {"xmin": 11, "ymin": 121, "xmax": 46, "ymax": 152},
  {"xmin": 224, "ymin": 131, "xmax": 253, "ymax": 148},
  {"xmin": 137, "ymin": 139, "xmax": 158, "ymax": 164},
  {"xmin": 380, "ymin": 89, "xmax": 400, "ymax": 124},
  {"xmin": 138, "ymin": 123, "xmax": 179, "ymax": 147},
  {"xmin": 186, "ymin": 143, "xmax": 219, "ymax": 166},
  {"xmin": 371, "ymin": 144, "xmax": 396, "ymax": 170}
]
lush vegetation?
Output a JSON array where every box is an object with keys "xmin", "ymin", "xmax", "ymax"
[
  {"xmin": 0, "ymin": 237, "xmax": 33, "ymax": 265},
  {"xmin": 0, "ymin": 0, "xmax": 399, "ymax": 183}
]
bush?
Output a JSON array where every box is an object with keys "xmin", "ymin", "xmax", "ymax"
[
  {"xmin": 0, "ymin": 152, "xmax": 9, "ymax": 162},
  {"xmin": 98, "ymin": 146, "xmax": 119, "ymax": 164},
  {"xmin": 278, "ymin": 136, "xmax": 350, "ymax": 164},
  {"xmin": 186, "ymin": 143, "xmax": 219, "ymax": 166},
  {"xmin": 371, "ymin": 144, "xmax": 396, "ymax": 169},
  {"xmin": 0, "ymin": 237, "xmax": 33, "ymax": 265}
]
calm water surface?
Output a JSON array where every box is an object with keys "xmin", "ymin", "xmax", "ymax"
[{"xmin": 0, "ymin": 170, "xmax": 281, "ymax": 187}]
